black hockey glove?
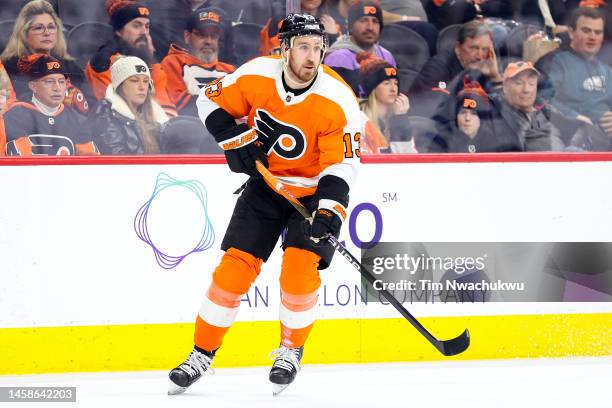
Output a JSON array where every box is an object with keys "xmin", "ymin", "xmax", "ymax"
[
  {"xmin": 305, "ymin": 207, "xmax": 344, "ymax": 245},
  {"xmin": 215, "ymin": 123, "xmax": 268, "ymax": 177},
  {"xmin": 304, "ymin": 175, "xmax": 349, "ymax": 245}
]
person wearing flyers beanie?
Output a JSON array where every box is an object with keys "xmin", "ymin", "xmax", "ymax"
[
  {"xmin": 357, "ymin": 52, "xmax": 415, "ymax": 154},
  {"xmin": 1, "ymin": 54, "xmax": 99, "ymax": 156},
  {"xmin": 88, "ymin": 55, "xmax": 203, "ymax": 155},
  {"xmin": 88, "ymin": 56, "xmax": 167, "ymax": 155},
  {"xmin": 324, "ymin": 1, "xmax": 396, "ymax": 97},
  {"xmin": 84, "ymin": 1, "xmax": 177, "ymax": 116}
]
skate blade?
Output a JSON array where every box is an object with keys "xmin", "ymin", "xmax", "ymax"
[
  {"xmin": 167, "ymin": 383, "xmax": 188, "ymax": 395},
  {"xmin": 272, "ymin": 383, "xmax": 290, "ymax": 396}
]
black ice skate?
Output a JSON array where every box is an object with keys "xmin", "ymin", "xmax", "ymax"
[
  {"xmin": 168, "ymin": 346, "xmax": 215, "ymax": 395},
  {"xmin": 269, "ymin": 345, "xmax": 303, "ymax": 396}
]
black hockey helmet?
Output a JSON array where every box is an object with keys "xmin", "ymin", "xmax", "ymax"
[{"xmin": 278, "ymin": 13, "xmax": 328, "ymax": 49}]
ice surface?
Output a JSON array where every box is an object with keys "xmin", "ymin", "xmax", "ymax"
[{"xmin": 1, "ymin": 357, "xmax": 610, "ymax": 408}]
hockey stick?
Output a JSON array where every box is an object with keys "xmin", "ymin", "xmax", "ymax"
[{"xmin": 255, "ymin": 161, "xmax": 470, "ymax": 356}]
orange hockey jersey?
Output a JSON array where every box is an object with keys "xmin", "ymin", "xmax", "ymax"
[
  {"xmin": 161, "ymin": 44, "xmax": 235, "ymax": 115},
  {"xmin": 197, "ymin": 55, "xmax": 362, "ymax": 198}
]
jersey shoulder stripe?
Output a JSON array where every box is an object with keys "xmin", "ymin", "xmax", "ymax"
[
  {"xmin": 312, "ymin": 66, "xmax": 361, "ymax": 122},
  {"xmin": 226, "ymin": 55, "xmax": 280, "ymax": 87}
]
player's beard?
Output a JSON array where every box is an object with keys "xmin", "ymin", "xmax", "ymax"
[{"xmin": 288, "ymin": 57, "xmax": 318, "ymax": 84}]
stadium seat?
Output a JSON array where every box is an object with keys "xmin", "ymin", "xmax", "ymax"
[
  {"xmin": 401, "ymin": 116, "xmax": 439, "ymax": 153},
  {"xmin": 160, "ymin": 116, "xmax": 222, "ymax": 154},
  {"xmin": 58, "ymin": 0, "xmax": 108, "ymax": 28},
  {"xmin": 0, "ymin": 1, "xmax": 23, "ymax": 21},
  {"xmin": 397, "ymin": 68, "xmax": 420, "ymax": 95},
  {"xmin": 505, "ymin": 24, "xmax": 542, "ymax": 59},
  {"xmin": 67, "ymin": 22, "xmax": 114, "ymax": 69},
  {"xmin": 379, "ymin": 24, "xmax": 430, "ymax": 72},
  {"xmin": 436, "ymin": 24, "xmax": 462, "ymax": 55},
  {"xmin": 233, "ymin": 23, "xmax": 264, "ymax": 66},
  {"xmin": 0, "ymin": 20, "xmax": 15, "ymax": 54},
  {"xmin": 203, "ymin": 0, "xmax": 272, "ymax": 26}
]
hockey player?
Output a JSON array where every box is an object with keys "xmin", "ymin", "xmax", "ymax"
[{"xmin": 168, "ymin": 13, "xmax": 361, "ymax": 396}]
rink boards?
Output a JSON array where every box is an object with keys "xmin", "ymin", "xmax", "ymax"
[{"xmin": 0, "ymin": 154, "xmax": 611, "ymax": 374}]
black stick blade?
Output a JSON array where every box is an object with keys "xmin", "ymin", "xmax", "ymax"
[{"xmin": 438, "ymin": 329, "xmax": 470, "ymax": 356}]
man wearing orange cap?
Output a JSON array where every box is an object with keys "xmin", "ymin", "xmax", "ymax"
[{"xmin": 494, "ymin": 61, "xmax": 565, "ymax": 151}]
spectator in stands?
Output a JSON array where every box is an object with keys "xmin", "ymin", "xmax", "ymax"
[
  {"xmin": 493, "ymin": 61, "xmax": 565, "ymax": 151},
  {"xmin": 1, "ymin": 54, "xmax": 98, "ymax": 156},
  {"xmin": 262, "ymin": 0, "xmax": 435, "ymax": 56},
  {"xmin": 537, "ymin": 7, "xmax": 612, "ymax": 139},
  {"xmin": 162, "ymin": 7, "xmax": 236, "ymax": 116},
  {"xmin": 411, "ymin": 21, "xmax": 502, "ymax": 94},
  {"xmin": 88, "ymin": 56, "xmax": 167, "ymax": 154},
  {"xmin": 1, "ymin": 0, "xmax": 92, "ymax": 115},
  {"xmin": 84, "ymin": 1, "xmax": 176, "ymax": 116},
  {"xmin": 358, "ymin": 53, "xmax": 415, "ymax": 153},
  {"xmin": 324, "ymin": 1, "xmax": 396, "ymax": 96},
  {"xmin": 261, "ymin": 0, "xmax": 346, "ymax": 56},
  {"xmin": 88, "ymin": 56, "xmax": 200, "ymax": 155},
  {"xmin": 432, "ymin": 84, "xmax": 502, "ymax": 152},
  {"xmin": 409, "ymin": 20, "xmax": 503, "ymax": 116}
]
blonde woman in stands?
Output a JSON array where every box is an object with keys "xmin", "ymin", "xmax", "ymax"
[
  {"xmin": 358, "ymin": 52, "xmax": 415, "ymax": 154},
  {"xmin": 0, "ymin": 0, "xmax": 92, "ymax": 113},
  {"xmin": 88, "ymin": 56, "xmax": 169, "ymax": 155}
]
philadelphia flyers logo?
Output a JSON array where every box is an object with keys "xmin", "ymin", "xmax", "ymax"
[
  {"xmin": 199, "ymin": 11, "xmax": 220, "ymax": 23},
  {"xmin": 254, "ymin": 109, "xmax": 306, "ymax": 160},
  {"xmin": 6, "ymin": 135, "xmax": 75, "ymax": 156},
  {"xmin": 463, "ymin": 98, "xmax": 477, "ymax": 109}
]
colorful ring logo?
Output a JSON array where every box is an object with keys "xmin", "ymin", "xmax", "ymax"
[{"xmin": 134, "ymin": 173, "xmax": 215, "ymax": 269}]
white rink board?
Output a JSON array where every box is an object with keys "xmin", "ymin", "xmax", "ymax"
[{"xmin": 1, "ymin": 161, "xmax": 612, "ymax": 329}]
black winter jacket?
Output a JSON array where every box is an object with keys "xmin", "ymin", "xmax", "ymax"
[{"xmin": 89, "ymin": 100, "xmax": 154, "ymax": 155}]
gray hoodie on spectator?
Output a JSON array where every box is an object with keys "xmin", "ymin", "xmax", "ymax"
[{"xmin": 539, "ymin": 49, "xmax": 612, "ymax": 122}]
